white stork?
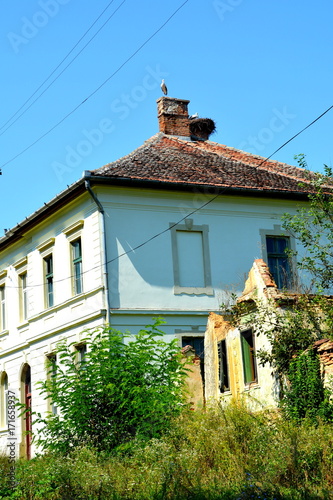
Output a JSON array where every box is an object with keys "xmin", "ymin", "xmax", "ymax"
[{"xmin": 161, "ymin": 79, "xmax": 168, "ymax": 96}]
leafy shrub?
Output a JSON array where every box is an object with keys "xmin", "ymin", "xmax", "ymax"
[
  {"xmin": 281, "ymin": 349, "xmax": 333, "ymax": 422},
  {"xmin": 33, "ymin": 319, "xmax": 188, "ymax": 454}
]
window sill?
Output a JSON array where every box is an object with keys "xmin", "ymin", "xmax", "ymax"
[
  {"xmin": 174, "ymin": 286, "xmax": 214, "ymax": 296},
  {"xmin": 220, "ymin": 390, "xmax": 232, "ymax": 396},
  {"xmin": 243, "ymin": 382, "xmax": 260, "ymax": 391},
  {"xmin": 17, "ymin": 321, "xmax": 29, "ymax": 330}
]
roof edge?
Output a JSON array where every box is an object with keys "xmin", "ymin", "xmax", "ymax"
[
  {"xmin": 0, "ymin": 178, "xmax": 86, "ymax": 251},
  {"xmin": 87, "ymin": 173, "xmax": 311, "ymax": 200}
]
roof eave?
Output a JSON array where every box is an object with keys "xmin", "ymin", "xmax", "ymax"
[
  {"xmin": 0, "ymin": 179, "xmax": 86, "ymax": 251},
  {"xmin": 88, "ymin": 174, "xmax": 311, "ymax": 201}
]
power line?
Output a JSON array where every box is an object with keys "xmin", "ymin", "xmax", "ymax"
[
  {"xmin": 4, "ymin": 101, "xmax": 333, "ymax": 290},
  {"xmin": 1, "ymin": 0, "xmax": 190, "ymax": 170},
  {"xmin": 264, "ymin": 105, "xmax": 333, "ymax": 162},
  {"xmin": 0, "ymin": 0, "xmax": 125, "ymax": 137}
]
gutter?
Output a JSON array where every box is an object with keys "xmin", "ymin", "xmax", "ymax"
[
  {"xmin": 86, "ymin": 174, "xmax": 312, "ymax": 201},
  {"xmin": 84, "ymin": 171, "xmax": 111, "ymax": 326}
]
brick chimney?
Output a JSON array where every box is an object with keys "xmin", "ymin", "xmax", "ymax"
[{"xmin": 157, "ymin": 97, "xmax": 190, "ymax": 137}]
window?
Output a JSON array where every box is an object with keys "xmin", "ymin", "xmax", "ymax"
[
  {"xmin": 14, "ymin": 258, "xmax": 28, "ymax": 323},
  {"xmin": 181, "ymin": 336, "xmax": 204, "ymax": 360},
  {"xmin": 260, "ymin": 225, "xmax": 295, "ymax": 290},
  {"xmin": 170, "ymin": 219, "xmax": 213, "ymax": 295},
  {"xmin": 218, "ymin": 340, "xmax": 229, "ymax": 392},
  {"xmin": 241, "ymin": 329, "xmax": 257, "ymax": 385},
  {"xmin": 37, "ymin": 238, "xmax": 55, "ymax": 310},
  {"xmin": 181, "ymin": 336, "xmax": 205, "ymax": 382},
  {"xmin": 20, "ymin": 273, "xmax": 28, "ymax": 321},
  {"xmin": 76, "ymin": 344, "xmax": 87, "ymax": 367},
  {"xmin": 47, "ymin": 355, "xmax": 57, "ymax": 415},
  {"xmin": 71, "ymin": 239, "xmax": 83, "ymax": 295},
  {"xmin": 0, "ymin": 372, "xmax": 8, "ymax": 428},
  {"xmin": 63, "ymin": 221, "xmax": 84, "ymax": 296},
  {"xmin": 266, "ymin": 236, "xmax": 290, "ymax": 289},
  {"xmin": 44, "ymin": 255, "xmax": 54, "ymax": 308},
  {"xmin": 0, "ymin": 286, "xmax": 5, "ymax": 331}
]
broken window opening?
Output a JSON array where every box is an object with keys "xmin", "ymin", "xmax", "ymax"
[{"xmin": 218, "ymin": 339, "xmax": 229, "ymax": 392}]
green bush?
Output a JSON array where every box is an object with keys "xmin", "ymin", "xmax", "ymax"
[
  {"xmin": 281, "ymin": 349, "xmax": 333, "ymax": 422},
  {"xmin": 33, "ymin": 319, "xmax": 188, "ymax": 454}
]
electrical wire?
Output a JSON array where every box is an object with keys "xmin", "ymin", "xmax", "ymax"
[
  {"xmin": 4, "ymin": 101, "xmax": 333, "ymax": 290},
  {"xmin": 0, "ymin": 0, "xmax": 190, "ymax": 170},
  {"xmin": 264, "ymin": 105, "xmax": 333, "ymax": 162},
  {"xmin": 0, "ymin": 0, "xmax": 125, "ymax": 137}
]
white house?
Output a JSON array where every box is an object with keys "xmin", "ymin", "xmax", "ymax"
[{"xmin": 0, "ymin": 96, "xmax": 314, "ymax": 457}]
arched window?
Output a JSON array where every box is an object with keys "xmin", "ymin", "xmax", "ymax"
[{"xmin": 0, "ymin": 372, "xmax": 8, "ymax": 428}]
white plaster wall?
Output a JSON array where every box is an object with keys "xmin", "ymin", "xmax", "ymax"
[
  {"xmin": 0, "ymin": 193, "xmax": 107, "ymax": 457},
  {"xmin": 99, "ymin": 186, "xmax": 308, "ymax": 312}
]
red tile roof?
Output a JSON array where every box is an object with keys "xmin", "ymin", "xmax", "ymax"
[{"xmin": 91, "ymin": 133, "xmax": 319, "ymax": 196}]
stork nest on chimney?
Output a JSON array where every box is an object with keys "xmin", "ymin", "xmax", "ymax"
[{"xmin": 189, "ymin": 118, "xmax": 216, "ymax": 141}]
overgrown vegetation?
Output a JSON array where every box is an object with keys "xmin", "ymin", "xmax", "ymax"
[
  {"xmin": 1, "ymin": 405, "xmax": 333, "ymax": 499},
  {"xmin": 225, "ymin": 157, "xmax": 333, "ymax": 422},
  {"xmin": 32, "ymin": 319, "xmax": 188, "ymax": 454},
  {"xmin": 282, "ymin": 154, "xmax": 333, "ymax": 293},
  {"xmin": 281, "ymin": 349, "xmax": 333, "ymax": 422}
]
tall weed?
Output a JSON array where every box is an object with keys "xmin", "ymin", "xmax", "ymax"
[{"xmin": 1, "ymin": 405, "xmax": 333, "ymax": 499}]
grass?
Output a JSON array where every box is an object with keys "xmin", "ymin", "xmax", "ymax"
[{"xmin": 1, "ymin": 404, "xmax": 333, "ymax": 499}]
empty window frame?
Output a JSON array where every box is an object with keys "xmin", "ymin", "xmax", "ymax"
[
  {"xmin": 71, "ymin": 239, "xmax": 83, "ymax": 295},
  {"xmin": 240, "ymin": 329, "xmax": 257, "ymax": 385},
  {"xmin": 44, "ymin": 255, "xmax": 54, "ymax": 308},
  {"xmin": 218, "ymin": 339, "xmax": 229, "ymax": 392},
  {"xmin": 181, "ymin": 335, "xmax": 205, "ymax": 382},
  {"xmin": 181, "ymin": 336, "xmax": 205, "ymax": 360},
  {"xmin": 266, "ymin": 236, "xmax": 291, "ymax": 289},
  {"xmin": 170, "ymin": 219, "xmax": 213, "ymax": 295}
]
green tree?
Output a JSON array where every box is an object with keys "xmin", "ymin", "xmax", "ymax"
[
  {"xmin": 282, "ymin": 154, "xmax": 333, "ymax": 292},
  {"xmin": 256, "ymin": 156, "xmax": 333, "ymax": 369},
  {"xmin": 255, "ymin": 157, "xmax": 333, "ymax": 420},
  {"xmin": 33, "ymin": 319, "xmax": 188, "ymax": 454}
]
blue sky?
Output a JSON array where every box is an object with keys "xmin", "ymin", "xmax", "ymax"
[{"xmin": 1, "ymin": 0, "xmax": 333, "ymax": 231}]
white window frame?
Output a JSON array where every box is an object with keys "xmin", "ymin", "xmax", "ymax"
[
  {"xmin": 14, "ymin": 257, "xmax": 28, "ymax": 323},
  {"xmin": 63, "ymin": 221, "xmax": 84, "ymax": 297},
  {"xmin": 44, "ymin": 254, "xmax": 54, "ymax": 308},
  {"xmin": 37, "ymin": 238, "xmax": 55, "ymax": 309},
  {"xmin": 170, "ymin": 219, "xmax": 213, "ymax": 295}
]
